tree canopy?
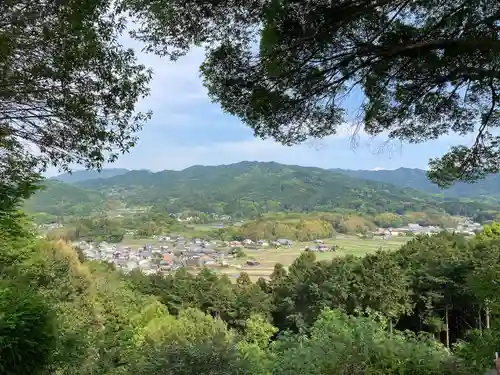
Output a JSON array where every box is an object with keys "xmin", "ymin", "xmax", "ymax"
[
  {"xmin": 126, "ymin": 0, "xmax": 500, "ymax": 186},
  {"xmin": 5, "ymin": 201, "xmax": 500, "ymax": 375},
  {"xmin": 0, "ymin": 0, "xmax": 151, "ymax": 207}
]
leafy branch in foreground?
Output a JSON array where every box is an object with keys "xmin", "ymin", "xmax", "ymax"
[
  {"xmin": 0, "ymin": 0, "xmax": 152, "ymax": 207},
  {"xmin": 125, "ymin": 0, "xmax": 500, "ymax": 186}
]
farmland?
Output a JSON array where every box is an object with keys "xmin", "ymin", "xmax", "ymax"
[
  {"xmin": 106, "ymin": 232, "xmax": 412, "ymax": 281},
  {"xmin": 200, "ymin": 235, "xmax": 410, "ymax": 281}
]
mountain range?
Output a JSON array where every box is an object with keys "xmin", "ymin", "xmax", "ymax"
[
  {"xmin": 331, "ymin": 168, "xmax": 500, "ymax": 200},
  {"xmin": 52, "ymin": 163, "xmax": 500, "ymax": 200},
  {"xmin": 26, "ymin": 162, "xmax": 500, "ymax": 218}
]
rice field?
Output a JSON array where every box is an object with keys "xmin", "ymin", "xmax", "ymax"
[{"xmin": 211, "ymin": 235, "xmax": 410, "ymax": 281}]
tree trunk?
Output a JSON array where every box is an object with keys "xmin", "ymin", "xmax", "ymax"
[
  {"xmin": 478, "ymin": 309, "xmax": 483, "ymax": 331},
  {"xmin": 486, "ymin": 306, "xmax": 491, "ymax": 329},
  {"xmin": 445, "ymin": 306, "xmax": 450, "ymax": 349},
  {"xmin": 389, "ymin": 319, "xmax": 393, "ymax": 335}
]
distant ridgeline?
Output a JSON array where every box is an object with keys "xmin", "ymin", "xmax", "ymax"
[{"xmin": 27, "ymin": 162, "xmax": 500, "ymax": 221}]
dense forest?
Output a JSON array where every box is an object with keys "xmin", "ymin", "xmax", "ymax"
[
  {"xmin": 57, "ymin": 165, "xmax": 500, "ymax": 201},
  {"xmin": 29, "ymin": 162, "xmax": 500, "ymax": 221},
  {"xmin": 333, "ymin": 168, "xmax": 500, "ymax": 200},
  {"xmin": 6, "ymin": 209, "xmax": 500, "ymax": 375}
]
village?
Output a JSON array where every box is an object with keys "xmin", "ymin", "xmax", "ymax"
[
  {"xmin": 372, "ymin": 218, "xmax": 483, "ymax": 238},
  {"xmin": 74, "ymin": 218, "xmax": 483, "ymax": 276},
  {"xmin": 75, "ymin": 235, "xmax": 307, "ymax": 275}
]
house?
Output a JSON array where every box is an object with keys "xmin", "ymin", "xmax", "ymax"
[
  {"xmin": 245, "ymin": 244, "xmax": 262, "ymax": 250},
  {"xmin": 187, "ymin": 245, "xmax": 204, "ymax": 253},
  {"xmin": 162, "ymin": 254, "xmax": 176, "ymax": 264},
  {"xmin": 306, "ymin": 244, "xmax": 334, "ymax": 252},
  {"xmin": 317, "ymin": 244, "xmax": 329, "ymax": 251},
  {"xmin": 159, "ymin": 263, "xmax": 173, "ymax": 272},
  {"xmin": 137, "ymin": 250, "xmax": 152, "ymax": 259},
  {"xmin": 213, "ymin": 252, "xmax": 225, "ymax": 260},
  {"xmin": 198, "ymin": 255, "xmax": 216, "ymax": 266},
  {"xmin": 98, "ymin": 241, "xmax": 112, "ymax": 251},
  {"xmin": 185, "ymin": 256, "xmax": 201, "ymax": 267},
  {"xmin": 373, "ymin": 228, "xmax": 391, "ymax": 236},
  {"xmin": 277, "ymin": 238, "xmax": 293, "ymax": 247}
]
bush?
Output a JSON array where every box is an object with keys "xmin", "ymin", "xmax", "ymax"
[
  {"xmin": 231, "ymin": 247, "xmax": 246, "ymax": 258},
  {"xmin": 271, "ymin": 309, "xmax": 460, "ymax": 375},
  {"xmin": 0, "ymin": 280, "xmax": 56, "ymax": 375}
]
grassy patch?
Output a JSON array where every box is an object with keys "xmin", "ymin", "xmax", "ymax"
[{"xmin": 224, "ymin": 235, "xmax": 410, "ymax": 280}]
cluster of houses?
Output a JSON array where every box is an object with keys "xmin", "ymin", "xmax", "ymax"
[
  {"xmin": 453, "ymin": 219, "xmax": 483, "ymax": 235},
  {"xmin": 74, "ymin": 235, "xmax": 299, "ymax": 275},
  {"xmin": 75, "ymin": 236, "xmax": 226, "ymax": 275},
  {"xmin": 304, "ymin": 239, "xmax": 337, "ymax": 252},
  {"xmin": 227, "ymin": 238, "xmax": 294, "ymax": 249},
  {"xmin": 167, "ymin": 212, "xmax": 233, "ymax": 223},
  {"xmin": 372, "ymin": 220, "xmax": 483, "ymax": 238}
]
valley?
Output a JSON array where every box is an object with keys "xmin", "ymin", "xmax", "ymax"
[
  {"xmin": 4, "ymin": 2, "xmax": 500, "ymax": 374},
  {"xmin": 36, "ymin": 162, "xmax": 491, "ymax": 280}
]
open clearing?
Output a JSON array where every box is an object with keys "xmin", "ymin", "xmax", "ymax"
[{"xmin": 211, "ymin": 235, "xmax": 410, "ymax": 281}]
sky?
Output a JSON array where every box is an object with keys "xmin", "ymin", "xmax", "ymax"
[{"xmin": 47, "ymin": 35, "xmax": 475, "ymax": 176}]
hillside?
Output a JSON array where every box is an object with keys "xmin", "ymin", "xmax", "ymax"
[
  {"xmin": 23, "ymin": 180, "xmax": 107, "ymax": 216},
  {"xmin": 25, "ymin": 162, "xmax": 500, "ymax": 219},
  {"xmin": 52, "ymin": 168, "xmax": 130, "ymax": 184},
  {"xmin": 57, "ymin": 161, "xmax": 492, "ymax": 218},
  {"xmin": 332, "ymin": 168, "xmax": 500, "ymax": 200}
]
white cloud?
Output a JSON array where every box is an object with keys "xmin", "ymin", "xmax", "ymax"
[
  {"xmin": 42, "ymin": 30, "xmax": 473, "ymax": 177},
  {"xmin": 123, "ymin": 33, "xmax": 208, "ymax": 115}
]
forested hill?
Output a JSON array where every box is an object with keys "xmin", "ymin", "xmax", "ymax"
[
  {"xmin": 52, "ymin": 168, "xmax": 130, "ymax": 184},
  {"xmin": 27, "ymin": 161, "xmax": 499, "ymax": 218},
  {"xmin": 24, "ymin": 180, "xmax": 107, "ymax": 217},
  {"xmin": 332, "ymin": 168, "xmax": 500, "ymax": 200}
]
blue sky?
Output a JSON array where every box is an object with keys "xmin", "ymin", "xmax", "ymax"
[{"xmin": 48, "ymin": 37, "xmax": 476, "ymax": 176}]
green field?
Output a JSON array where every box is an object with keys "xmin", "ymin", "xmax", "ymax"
[{"xmin": 210, "ymin": 235, "xmax": 410, "ymax": 281}]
